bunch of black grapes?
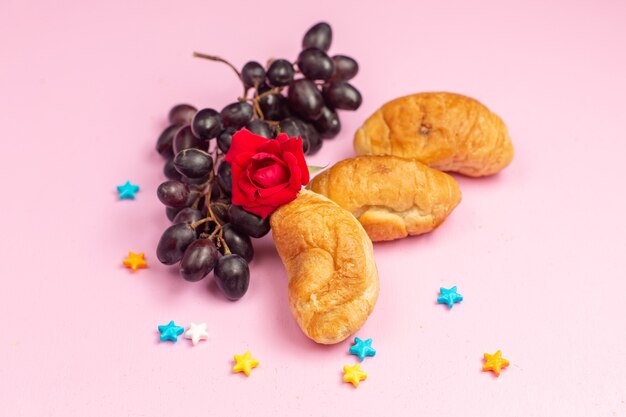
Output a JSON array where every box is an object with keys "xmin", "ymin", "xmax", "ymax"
[{"xmin": 154, "ymin": 22, "xmax": 361, "ymax": 301}]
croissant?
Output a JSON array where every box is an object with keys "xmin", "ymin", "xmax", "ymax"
[
  {"xmin": 354, "ymin": 92, "xmax": 514, "ymax": 177},
  {"xmin": 270, "ymin": 189, "xmax": 379, "ymax": 344},
  {"xmin": 308, "ymin": 155, "xmax": 461, "ymax": 242}
]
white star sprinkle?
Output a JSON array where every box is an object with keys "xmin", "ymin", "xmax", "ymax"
[{"xmin": 184, "ymin": 322, "xmax": 209, "ymax": 346}]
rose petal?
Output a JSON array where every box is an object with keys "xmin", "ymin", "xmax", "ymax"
[
  {"xmin": 276, "ymin": 132, "xmax": 291, "ymax": 142},
  {"xmin": 225, "ymin": 129, "xmax": 271, "ymax": 164},
  {"xmin": 230, "ymin": 166, "xmax": 249, "ymax": 207},
  {"xmin": 252, "ymin": 164, "xmax": 290, "ymax": 188},
  {"xmin": 233, "ymin": 151, "xmax": 256, "ymax": 168},
  {"xmin": 257, "ymin": 139, "xmax": 283, "ymax": 157},
  {"xmin": 231, "ymin": 160, "xmax": 263, "ymax": 208},
  {"xmin": 250, "ymin": 152, "xmax": 287, "ymax": 168},
  {"xmin": 277, "ymin": 134, "xmax": 301, "ymax": 152},
  {"xmin": 256, "ymin": 182, "xmax": 289, "ymax": 197},
  {"xmin": 279, "ymin": 138, "xmax": 309, "ymax": 185},
  {"xmin": 238, "ymin": 175, "xmax": 259, "ymax": 199},
  {"xmin": 247, "ymin": 153, "xmax": 289, "ymax": 188},
  {"xmin": 282, "ymin": 151, "xmax": 303, "ymax": 191},
  {"xmin": 255, "ymin": 187, "xmax": 298, "ymax": 207}
]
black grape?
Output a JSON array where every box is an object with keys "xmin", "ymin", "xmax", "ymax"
[
  {"xmin": 297, "ymin": 48, "xmax": 334, "ymax": 81},
  {"xmin": 279, "ymin": 117, "xmax": 309, "ymax": 153},
  {"xmin": 222, "ymin": 224, "xmax": 254, "ymax": 262},
  {"xmin": 156, "ymin": 124, "xmax": 181, "ymax": 159},
  {"xmin": 258, "ymin": 92, "xmax": 290, "ymax": 121},
  {"xmin": 180, "ymin": 239, "xmax": 219, "ymax": 282},
  {"xmin": 157, "ymin": 180, "xmax": 191, "ymax": 208},
  {"xmin": 302, "ymin": 122, "xmax": 322, "ymax": 154},
  {"xmin": 173, "ymin": 148, "xmax": 214, "ymax": 179},
  {"xmin": 331, "ymin": 55, "xmax": 359, "ymax": 80},
  {"xmin": 287, "ymin": 79, "xmax": 324, "ymax": 120},
  {"xmin": 181, "ymin": 175, "xmax": 211, "ymax": 187},
  {"xmin": 214, "ymin": 254, "xmax": 250, "ymax": 301},
  {"xmin": 323, "ymin": 81, "xmax": 362, "ymax": 110},
  {"xmin": 166, "ymin": 206, "xmax": 184, "ymax": 222},
  {"xmin": 210, "ymin": 199, "xmax": 230, "ymax": 224},
  {"xmin": 246, "ymin": 120, "xmax": 273, "ymax": 138},
  {"xmin": 173, "ymin": 125, "xmax": 203, "ymax": 154},
  {"xmin": 191, "ymin": 108, "xmax": 222, "ymax": 141},
  {"xmin": 313, "ymin": 106, "xmax": 341, "ymax": 139},
  {"xmin": 217, "ymin": 162, "xmax": 232, "ymax": 196},
  {"xmin": 241, "ymin": 61, "xmax": 266, "ymax": 89},
  {"xmin": 156, "ymin": 223, "xmax": 197, "ymax": 265},
  {"xmin": 163, "ymin": 158, "xmax": 183, "ymax": 180},
  {"xmin": 302, "ymin": 22, "xmax": 332, "ymax": 52},
  {"xmin": 221, "ymin": 102, "xmax": 253, "ymax": 130},
  {"xmin": 266, "ymin": 59, "xmax": 295, "ymax": 87},
  {"xmin": 169, "ymin": 104, "xmax": 197, "ymax": 125},
  {"xmin": 217, "ymin": 127, "xmax": 236, "ymax": 153},
  {"xmin": 228, "ymin": 205, "xmax": 271, "ymax": 238},
  {"xmin": 173, "ymin": 208, "xmax": 203, "ymax": 225},
  {"xmin": 256, "ymin": 82, "xmax": 272, "ymax": 94}
]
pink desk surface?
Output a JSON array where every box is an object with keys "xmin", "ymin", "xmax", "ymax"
[{"xmin": 1, "ymin": 0, "xmax": 625, "ymax": 416}]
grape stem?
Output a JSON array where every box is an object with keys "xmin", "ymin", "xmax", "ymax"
[
  {"xmin": 193, "ymin": 51, "xmax": 286, "ymax": 123},
  {"xmin": 190, "ymin": 217, "xmax": 212, "ymax": 229},
  {"xmin": 193, "ymin": 52, "xmax": 242, "ymax": 81},
  {"xmin": 252, "ymin": 99, "xmax": 264, "ymax": 120},
  {"xmin": 191, "ymin": 193, "xmax": 203, "ymax": 209},
  {"xmin": 256, "ymin": 86, "xmax": 284, "ymax": 99},
  {"xmin": 204, "ymin": 192, "xmax": 231, "ymax": 255},
  {"xmin": 188, "ymin": 181, "xmax": 232, "ymax": 255},
  {"xmin": 245, "ymin": 86, "xmax": 285, "ymax": 122}
]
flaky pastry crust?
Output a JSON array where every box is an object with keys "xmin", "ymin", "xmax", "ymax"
[
  {"xmin": 270, "ymin": 190, "xmax": 379, "ymax": 344},
  {"xmin": 308, "ymin": 155, "xmax": 461, "ymax": 241},
  {"xmin": 354, "ymin": 92, "xmax": 514, "ymax": 176}
]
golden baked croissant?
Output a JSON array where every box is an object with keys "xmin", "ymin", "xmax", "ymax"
[
  {"xmin": 270, "ymin": 189, "xmax": 379, "ymax": 344},
  {"xmin": 308, "ymin": 155, "xmax": 461, "ymax": 242},
  {"xmin": 354, "ymin": 92, "xmax": 514, "ymax": 177}
]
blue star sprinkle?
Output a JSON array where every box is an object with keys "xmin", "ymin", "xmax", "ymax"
[
  {"xmin": 117, "ymin": 181, "xmax": 140, "ymax": 200},
  {"xmin": 437, "ymin": 286, "xmax": 463, "ymax": 309},
  {"xmin": 349, "ymin": 337, "xmax": 377, "ymax": 361},
  {"xmin": 158, "ymin": 320, "xmax": 184, "ymax": 342}
]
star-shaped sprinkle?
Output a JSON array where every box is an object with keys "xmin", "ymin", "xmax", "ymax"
[
  {"xmin": 482, "ymin": 350, "xmax": 510, "ymax": 376},
  {"xmin": 158, "ymin": 321, "xmax": 184, "ymax": 342},
  {"xmin": 184, "ymin": 322, "xmax": 209, "ymax": 346},
  {"xmin": 343, "ymin": 364, "xmax": 367, "ymax": 388},
  {"xmin": 117, "ymin": 181, "xmax": 140, "ymax": 199},
  {"xmin": 233, "ymin": 351, "xmax": 259, "ymax": 376},
  {"xmin": 349, "ymin": 337, "xmax": 377, "ymax": 361},
  {"xmin": 123, "ymin": 252, "xmax": 147, "ymax": 272},
  {"xmin": 437, "ymin": 286, "xmax": 463, "ymax": 308}
]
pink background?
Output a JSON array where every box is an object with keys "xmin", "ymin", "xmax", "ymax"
[{"xmin": 1, "ymin": 0, "xmax": 625, "ymax": 415}]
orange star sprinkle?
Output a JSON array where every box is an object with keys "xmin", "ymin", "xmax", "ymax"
[
  {"xmin": 482, "ymin": 350, "xmax": 509, "ymax": 376},
  {"xmin": 123, "ymin": 252, "xmax": 147, "ymax": 272}
]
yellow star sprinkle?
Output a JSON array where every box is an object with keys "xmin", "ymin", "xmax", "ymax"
[
  {"xmin": 123, "ymin": 252, "xmax": 147, "ymax": 272},
  {"xmin": 343, "ymin": 364, "xmax": 367, "ymax": 388},
  {"xmin": 482, "ymin": 350, "xmax": 510, "ymax": 377},
  {"xmin": 232, "ymin": 351, "xmax": 259, "ymax": 376}
]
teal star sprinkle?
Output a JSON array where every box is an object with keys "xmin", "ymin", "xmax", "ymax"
[
  {"xmin": 437, "ymin": 286, "xmax": 463, "ymax": 309},
  {"xmin": 158, "ymin": 320, "xmax": 184, "ymax": 342},
  {"xmin": 349, "ymin": 337, "xmax": 377, "ymax": 361},
  {"xmin": 117, "ymin": 181, "xmax": 140, "ymax": 199}
]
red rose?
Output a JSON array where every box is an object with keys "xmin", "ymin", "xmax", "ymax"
[{"xmin": 224, "ymin": 129, "xmax": 310, "ymax": 219}]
